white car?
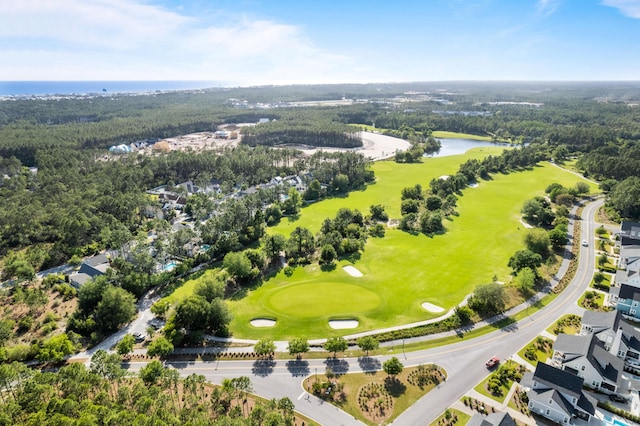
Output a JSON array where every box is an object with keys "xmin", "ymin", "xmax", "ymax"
[{"xmin": 582, "ymin": 240, "xmax": 588, "ymax": 247}]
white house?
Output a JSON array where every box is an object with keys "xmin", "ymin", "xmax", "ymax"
[
  {"xmin": 521, "ymin": 362, "xmax": 598, "ymax": 425},
  {"xmin": 551, "ymin": 333, "xmax": 629, "ymax": 395}
]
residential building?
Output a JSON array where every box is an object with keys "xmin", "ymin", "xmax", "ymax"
[
  {"xmin": 620, "ymin": 221, "xmax": 640, "ymax": 243},
  {"xmin": 521, "ymin": 362, "xmax": 598, "ymax": 424},
  {"xmin": 551, "ymin": 333, "xmax": 629, "ymax": 394},
  {"xmin": 581, "ymin": 310, "xmax": 640, "ymax": 374},
  {"xmin": 610, "ymin": 243, "xmax": 640, "ymax": 321},
  {"xmin": 69, "ymin": 253, "xmax": 110, "ymax": 288},
  {"xmin": 466, "ymin": 412, "xmax": 517, "ymax": 426}
]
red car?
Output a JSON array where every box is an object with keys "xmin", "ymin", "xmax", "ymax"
[{"xmin": 485, "ymin": 356, "xmax": 500, "ymax": 368}]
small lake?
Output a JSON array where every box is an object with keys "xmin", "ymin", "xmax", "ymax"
[{"xmin": 427, "ymin": 138, "xmax": 511, "ymax": 157}]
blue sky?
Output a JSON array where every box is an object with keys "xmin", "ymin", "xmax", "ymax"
[{"xmin": 1, "ymin": 0, "xmax": 639, "ymax": 84}]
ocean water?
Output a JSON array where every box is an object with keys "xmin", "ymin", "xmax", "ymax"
[{"xmin": 0, "ymin": 81, "xmax": 222, "ymax": 96}]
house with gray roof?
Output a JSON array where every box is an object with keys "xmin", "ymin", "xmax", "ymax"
[
  {"xmin": 69, "ymin": 253, "xmax": 111, "ymax": 288},
  {"xmin": 521, "ymin": 362, "xmax": 598, "ymax": 425},
  {"xmin": 581, "ymin": 309, "xmax": 640, "ymax": 374},
  {"xmin": 551, "ymin": 333, "xmax": 629, "ymax": 395},
  {"xmin": 610, "ymin": 223, "xmax": 640, "ymax": 321},
  {"xmin": 580, "ymin": 310, "xmax": 621, "ymax": 341},
  {"xmin": 620, "ymin": 221, "xmax": 640, "ymax": 243},
  {"xmin": 466, "ymin": 412, "xmax": 516, "ymax": 426},
  {"xmin": 611, "ymin": 243, "xmax": 640, "ymax": 321}
]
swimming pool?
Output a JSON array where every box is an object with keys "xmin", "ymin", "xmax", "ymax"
[
  {"xmin": 162, "ymin": 261, "xmax": 177, "ymax": 272},
  {"xmin": 603, "ymin": 415, "xmax": 629, "ymax": 426}
]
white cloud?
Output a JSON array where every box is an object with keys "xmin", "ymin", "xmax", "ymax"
[
  {"xmin": 536, "ymin": 0, "xmax": 560, "ymax": 16},
  {"xmin": 0, "ymin": 0, "xmax": 359, "ymax": 84},
  {"xmin": 601, "ymin": 0, "xmax": 640, "ymax": 18}
]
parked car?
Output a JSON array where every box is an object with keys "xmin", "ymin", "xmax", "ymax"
[
  {"xmin": 609, "ymin": 394, "xmax": 629, "ymax": 403},
  {"xmin": 133, "ymin": 332, "xmax": 145, "ymax": 343},
  {"xmin": 485, "ymin": 356, "xmax": 500, "ymax": 368}
]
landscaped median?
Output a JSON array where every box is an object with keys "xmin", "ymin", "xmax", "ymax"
[{"xmin": 302, "ymin": 362, "xmax": 446, "ymax": 426}]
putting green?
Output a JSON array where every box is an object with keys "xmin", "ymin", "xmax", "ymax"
[{"xmin": 267, "ymin": 282, "xmax": 380, "ymax": 318}]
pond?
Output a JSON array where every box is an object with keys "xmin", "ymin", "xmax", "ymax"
[{"xmin": 427, "ymin": 138, "xmax": 512, "ymax": 157}]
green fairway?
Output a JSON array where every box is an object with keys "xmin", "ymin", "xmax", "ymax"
[
  {"xmin": 221, "ymin": 152, "xmax": 598, "ymax": 339},
  {"xmin": 274, "ymin": 147, "xmax": 505, "ymax": 235},
  {"xmin": 431, "ymin": 130, "xmax": 493, "ymax": 141}
]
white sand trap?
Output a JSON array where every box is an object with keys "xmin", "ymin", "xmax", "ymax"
[
  {"xmin": 519, "ymin": 218, "xmax": 534, "ymax": 229},
  {"xmin": 250, "ymin": 318, "xmax": 276, "ymax": 327},
  {"xmin": 421, "ymin": 302, "xmax": 445, "ymax": 313},
  {"xmin": 468, "ymin": 182, "xmax": 479, "ymax": 188},
  {"xmin": 343, "ymin": 265, "xmax": 363, "ymax": 277},
  {"xmin": 329, "ymin": 320, "xmax": 359, "ymax": 329},
  {"xmin": 438, "ymin": 175, "xmax": 450, "ymax": 180}
]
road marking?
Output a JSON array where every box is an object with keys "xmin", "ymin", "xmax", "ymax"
[{"xmin": 297, "ymin": 391, "xmax": 306, "ymax": 400}]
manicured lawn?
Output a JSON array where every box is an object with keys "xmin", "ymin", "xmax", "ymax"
[
  {"xmin": 517, "ymin": 336, "xmax": 554, "ymax": 366},
  {"xmin": 429, "ymin": 408, "xmax": 470, "ymax": 426},
  {"xmin": 431, "ymin": 131, "xmax": 494, "ymax": 141},
  {"xmin": 165, "ymin": 149, "xmax": 598, "ymax": 340},
  {"xmin": 579, "ymin": 291, "xmax": 611, "ymax": 311},
  {"xmin": 473, "ymin": 360, "xmax": 525, "ymax": 404},
  {"xmin": 224, "ymin": 157, "xmax": 596, "ymax": 339},
  {"xmin": 162, "ymin": 268, "xmax": 220, "ymax": 304},
  {"xmin": 590, "ymin": 272, "xmax": 612, "ymax": 291},
  {"xmin": 348, "ymin": 126, "xmax": 495, "ymax": 142},
  {"xmin": 545, "ymin": 314, "xmax": 581, "ymax": 335}
]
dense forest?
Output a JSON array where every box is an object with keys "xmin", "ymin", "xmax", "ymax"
[
  {"xmin": 0, "ymin": 82, "xmax": 638, "ymax": 267},
  {"xmin": 0, "ymin": 358, "xmax": 307, "ymax": 425},
  {"xmin": 1, "ymin": 82, "xmax": 639, "ymax": 272}
]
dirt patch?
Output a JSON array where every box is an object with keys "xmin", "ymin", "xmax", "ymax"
[{"xmin": 140, "ymin": 131, "xmax": 240, "ymax": 155}]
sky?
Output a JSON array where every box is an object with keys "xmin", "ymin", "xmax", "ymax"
[{"xmin": 1, "ymin": 0, "xmax": 640, "ymax": 85}]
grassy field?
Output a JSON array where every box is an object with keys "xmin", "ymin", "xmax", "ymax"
[
  {"xmin": 431, "ymin": 131, "xmax": 493, "ymax": 141},
  {"xmin": 349, "ymin": 125, "xmax": 495, "ymax": 142},
  {"xmin": 218, "ymin": 151, "xmax": 597, "ymax": 339}
]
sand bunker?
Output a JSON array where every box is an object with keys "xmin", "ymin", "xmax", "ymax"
[
  {"xmin": 468, "ymin": 182, "xmax": 479, "ymax": 188},
  {"xmin": 250, "ymin": 318, "xmax": 276, "ymax": 327},
  {"xmin": 329, "ymin": 320, "xmax": 359, "ymax": 329},
  {"xmin": 519, "ymin": 219, "xmax": 534, "ymax": 229},
  {"xmin": 421, "ymin": 302, "xmax": 445, "ymax": 313},
  {"xmin": 343, "ymin": 265, "xmax": 363, "ymax": 277}
]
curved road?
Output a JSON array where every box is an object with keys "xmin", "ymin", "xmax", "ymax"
[{"xmin": 124, "ymin": 198, "xmax": 602, "ymax": 426}]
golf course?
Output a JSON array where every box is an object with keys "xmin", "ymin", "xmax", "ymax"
[{"xmin": 175, "ymin": 146, "xmax": 598, "ymax": 340}]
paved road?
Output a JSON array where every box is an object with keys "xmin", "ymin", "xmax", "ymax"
[{"xmin": 122, "ymin": 198, "xmax": 603, "ymax": 425}]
